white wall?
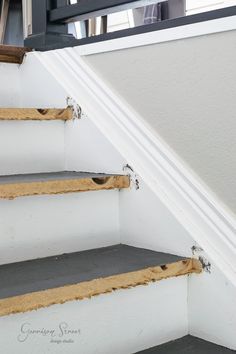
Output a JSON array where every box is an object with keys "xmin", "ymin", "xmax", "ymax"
[
  {"xmin": 19, "ymin": 53, "xmax": 126, "ymax": 175},
  {"xmin": 120, "ymin": 179, "xmax": 194, "ymax": 257},
  {"xmin": 0, "ymin": 277, "xmax": 188, "ymax": 354},
  {"xmin": 65, "ymin": 117, "xmax": 125, "ymax": 174},
  {"xmin": 186, "ymin": 0, "xmax": 236, "ymax": 15},
  {"xmin": 19, "ymin": 54, "xmax": 68, "ymax": 108},
  {"xmin": 85, "ymin": 29, "xmax": 236, "ymax": 216},
  {"xmin": 189, "ymin": 258, "xmax": 236, "ymax": 350}
]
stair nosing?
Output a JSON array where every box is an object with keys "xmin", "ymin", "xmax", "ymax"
[
  {"xmin": 0, "ymin": 107, "xmax": 73, "ymax": 120},
  {"xmin": 0, "ymin": 171, "xmax": 130, "ymax": 199}
]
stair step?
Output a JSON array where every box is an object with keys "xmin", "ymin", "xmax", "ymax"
[
  {"xmin": 0, "ymin": 107, "xmax": 73, "ymax": 120},
  {"xmin": 0, "ymin": 171, "xmax": 129, "ymax": 199},
  {"xmin": 0, "ymin": 45, "xmax": 31, "ymax": 64},
  {"xmin": 136, "ymin": 335, "xmax": 235, "ymax": 353},
  {"xmin": 0, "ymin": 244, "xmax": 201, "ymax": 316}
]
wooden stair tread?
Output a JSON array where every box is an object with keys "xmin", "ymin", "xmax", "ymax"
[
  {"xmin": 0, "ymin": 245, "xmax": 202, "ymax": 316},
  {"xmin": 136, "ymin": 335, "xmax": 235, "ymax": 354},
  {"xmin": 0, "ymin": 107, "xmax": 73, "ymax": 120},
  {"xmin": 0, "ymin": 171, "xmax": 130, "ymax": 199},
  {"xmin": 0, "ymin": 45, "xmax": 31, "ymax": 64}
]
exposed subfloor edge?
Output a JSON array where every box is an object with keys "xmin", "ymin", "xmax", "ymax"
[
  {"xmin": 0, "ymin": 259, "xmax": 201, "ymax": 317},
  {"xmin": 0, "ymin": 45, "xmax": 31, "ymax": 64},
  {"xmin": 0, "ymin": 107, "xmax": 73, "ymax": 120},
  {"xmin": 0, "ymin": 176, "xmax": 130, "ymax": 199}
]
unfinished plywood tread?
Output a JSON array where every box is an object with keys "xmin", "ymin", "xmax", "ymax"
[
  {"xmin": 0, "ymin": 245, "xmax": 202, "ymax": 316},
  {"xmin": 0, "ymin": 107, "xmax": 73, "ymax": 120},
  {"xmin": 0, "ymin": 45, "xmax": 31, "ymax": 64},
  {"xmin": 0, "ymin": 171, "xmax": 130, "ymax": 199},
  {"xmin": 136, "ymin": 335, "xmax": 235, "ymax": 353}
]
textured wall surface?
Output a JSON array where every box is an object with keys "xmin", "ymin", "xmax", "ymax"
[{"xmin": 85, "ymin": 30, "xmax": 236, "ymax": 215}]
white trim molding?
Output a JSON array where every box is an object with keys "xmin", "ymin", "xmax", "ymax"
[{"xmin": 35, "ymin": 45, "xmax": 236, "ymax": 286}]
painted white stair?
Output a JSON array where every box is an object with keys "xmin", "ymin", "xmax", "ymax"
[
  {"xmin": 0, "ymin": 245, "xmax": 201, "ymax": 354},
  {"xmin": 0, "ymin": 45, "xmax": 234, "ymax": 353}
]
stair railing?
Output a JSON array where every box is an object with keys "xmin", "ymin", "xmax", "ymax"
[{"xmin": 24, "ymin": 0, "xmax": 236, "ymax": 51}]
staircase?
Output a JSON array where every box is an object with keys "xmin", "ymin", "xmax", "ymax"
[{"xmin": 0, "ymin": 47, "xmax": 235, "ymax": 354}]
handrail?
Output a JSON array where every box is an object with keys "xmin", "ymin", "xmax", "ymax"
[
  {"xmin": 24, "ymin": 1, "xmax": 236, "ymax": 51},
  {"xmin": 49, "ymin": 0, "xmax": 164, "ymax": 23}
]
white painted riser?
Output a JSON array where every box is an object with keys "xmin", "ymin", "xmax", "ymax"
[
  {"xmin": 0, "ymin": 277, "xmax": 188, "ymax": 354},
  {"xmin": 0, "ymin": 119, "xmax": 125, "ymax": 176},
  {"xmin": 0, "ymin": 63, "xmax": 21, "ymax": 107},
  {"xmin": 0, "ymin": 190, "xmax": 120, "ymax": 265},
  {"xmin": 0, "ymin": 121, "xmax": 64, "ymax": 175}
]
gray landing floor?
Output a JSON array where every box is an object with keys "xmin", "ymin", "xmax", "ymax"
[{"xmin": 136, "ymin": 335, "xmax": 236, "ymax": 354}]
